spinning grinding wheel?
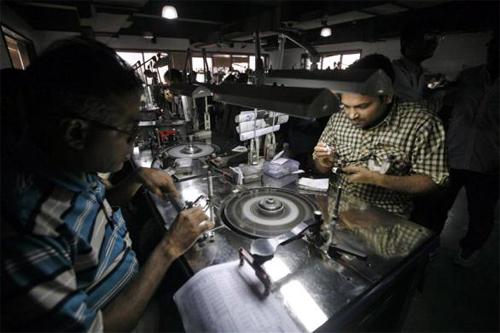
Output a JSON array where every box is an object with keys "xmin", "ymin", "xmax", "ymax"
[
  {"xmin": 165, "ymin": 142, "xmax": 218, "ymax": 159},
  {"xmin": 219, "ymin": 187, "xmax": 318, "ymax": 238}
]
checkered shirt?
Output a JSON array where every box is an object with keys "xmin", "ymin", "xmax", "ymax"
[{"xmin": 319, "ymin": 101, "xmax": 448, "ymax": 217}]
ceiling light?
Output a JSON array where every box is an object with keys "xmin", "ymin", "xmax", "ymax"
[
  {"xmin": 320, "ymin": 27, "xmax": 332, "ymax": 37},
  {"xmin": 320, "ymin": 20, "xmax": 331, "ymax": 38},
  {"xmin": 143, "ymin": 31, "xmax": 154, "ymax": 39},
  {"xmin": 162, "ymin": 5, "xmax": 178, "ymax": 19}
]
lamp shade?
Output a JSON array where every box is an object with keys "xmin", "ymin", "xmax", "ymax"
[{"xmin": 162, "ymin": 5, "xmax": 178, "ymax": 19}]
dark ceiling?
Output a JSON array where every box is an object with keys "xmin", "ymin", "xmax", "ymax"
[{"xmin": 4, "ymin": 0, "xmax": 499, "ymax": 49}]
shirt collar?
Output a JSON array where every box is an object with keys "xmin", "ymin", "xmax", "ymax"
[
  {"xmin": 364, "ymin": 101, "xmax": 398, "ymax": 131},
  {"xmin": 19, "ymin": 139, "xmax": 97, "ymax": 192},
  {"xmin": 398, "ymin": 57, "xmax": 423, "ymax": 75}
]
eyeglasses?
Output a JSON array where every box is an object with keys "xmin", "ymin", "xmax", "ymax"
[{"xmin": 75, "ymin": 116, "xmax": 140, "ymax": 144}]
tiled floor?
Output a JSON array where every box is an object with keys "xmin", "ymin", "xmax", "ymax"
[{"xmin": 403, "ymin": 190, "xmax": 499, "ymax": 332}]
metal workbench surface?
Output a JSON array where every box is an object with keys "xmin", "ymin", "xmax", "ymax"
[{"xmin": 132, "ymin": 150, "xmax": 436, "ymax": 332}]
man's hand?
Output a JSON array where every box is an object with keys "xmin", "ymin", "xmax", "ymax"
[
  {"xmin": 164, "ymin": 89, "xmax": 174, "ymax": 103},
  {"xmin": 313, "ymin": 142, "xmax": 335, "ymax": 169},
  {"xmin": 343, "ymin": 165, "xmax": 381, "ymax": 186},
  {"xmin": 102, "ymin": 207, "xmax": 212, "ymax": 331},
  {"xmin": 342, "ymin": 165, "xmax": 439, "ymax": 195},
  {"xmin": 162, "ymin": 207, "xmax": 212, "ymax": 259},
  {"xmin": 136, "ymin": 167, "xmax": 178, "ymax": 200}
]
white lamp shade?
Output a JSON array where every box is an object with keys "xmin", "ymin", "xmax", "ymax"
[
  {"xmin": 320, "ymin": 27, "xmax": 332, "ymax": 37},
  {"xmin": 162, "ymin": 5, "xmax": 178, "ymax": 19}
]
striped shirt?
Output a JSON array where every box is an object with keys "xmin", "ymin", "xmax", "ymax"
[
  {"xmin": 1, "ymin": 145, "xmax": 139, "ymax": 332},
  {"xmin": 319, "ymin": 101, "xmax": 448, "ymax": 217}
]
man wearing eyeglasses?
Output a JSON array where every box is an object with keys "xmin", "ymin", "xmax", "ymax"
[
  {"xmin": 1, "ymin": 38, "xmax": 213, "ymax": 332},
  {"xmin": 313, "ymin": 54, "xmax": 448, "ymax": 218}
]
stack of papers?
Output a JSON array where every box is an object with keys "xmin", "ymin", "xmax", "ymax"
[
  {"xmin": 174, "ymin": 261, "xmax": 301, "ymax": 332},
  {"xmin": 297, "ymin": 178, "xmax": 329, "ymax": 192}
]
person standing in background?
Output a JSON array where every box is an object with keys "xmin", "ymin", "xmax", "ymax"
[
  {"xmin": 434, "ymin": 32, "xmax": 499, "ymax": 267},
  {"xmin": 392, "ymin": 23, "xmax": 443, "ymax": 113}
]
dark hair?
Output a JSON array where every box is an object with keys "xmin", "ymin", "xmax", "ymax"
[
  {"xmin": 487, "ymin": 28, "xmax": 499, "ymax": 49},
  {"xmin": 1, "ymin": 68, "xmax": 27, "ymax": 152},
  {"xmin": 400, "ymin": 24, "xmax": 425, "ymax": 45},
  {"xmin": 164, "ymin": 68, "xmax": 183, "ymax": 83},
  {"xmin": 347, "ymin": 53, "xmax": 395, "ymax": 83},
  {"xmin": 24, "ymin": 37, "xmax": 143, "ymax": 125},
  {"xmin": 399, "ymin": 23, "xmax": 438, "ymax": 57}
]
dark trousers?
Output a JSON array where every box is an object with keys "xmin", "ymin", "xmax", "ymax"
[{"xmin": 412, "ymin": 169, "xmax": 499, "ymax": 252}]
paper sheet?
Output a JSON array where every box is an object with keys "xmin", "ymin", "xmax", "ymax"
[
  {"xmin": 297, "ymin": 178, "xmax": 329, "ymax": 192},
  {"xmin": 174, "ymin": 261, "xmax": 302, "ymax": 332}
]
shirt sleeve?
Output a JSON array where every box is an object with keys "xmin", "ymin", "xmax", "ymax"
[
  {"xmin": 1, "ymin": 233, "xmax": 104, "ymax": 332},
  {"xmin": 410, "ymin": 117, "xmax": 449, "ymax": 186},
  {"xmin": 317, "ymin": 113, "xmax": 337, "ymax": 148}
]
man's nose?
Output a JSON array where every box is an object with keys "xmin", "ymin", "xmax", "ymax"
[{"xmin": 345, "ymin": 108, "xmax": 359, "ymax": 120}]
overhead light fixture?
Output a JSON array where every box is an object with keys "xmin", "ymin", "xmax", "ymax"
[
  {"xmin": 143, "ymin": 31, "xmax": 154, "ymax": 39},
  {"xmin": 320, "ymin": 20, "xmax": 331, "ymax": 38},
  {"xmin": 162, "ymin": 5, "xmax": 178, "ymax": 19}
]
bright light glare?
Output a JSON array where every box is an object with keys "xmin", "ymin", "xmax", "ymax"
[
  {"xmin": 262, "ymin": 258, "xmax": 291, "ymax": 282},
  {"xmin": 320, "ymin": 27, "xmax": 332, "ymax": 37},
  {"xmin": 281, "ymin": 280, "xmax": 328, "ymax": 332},
  {"xmin": 162, "ymin": 5, "xmax": 178, "ymax": 19},
  {"xmin": 181, "ymin": 186, "xmax": 203, "ymax": 202}
]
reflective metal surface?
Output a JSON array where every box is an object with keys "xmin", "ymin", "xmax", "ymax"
[
  {"xmin": 131, "ymin": 151, "xmax": 435, "ymax": 332},
  {"xmin": 206, "ymin": 83, "xmax": 340, "ymax": 119},
  {"xmin": 264, "ymin": 68, "xmax": 394, "ymax": 96}
]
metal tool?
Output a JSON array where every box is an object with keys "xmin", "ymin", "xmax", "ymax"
[
  {"xmin": 332, "ymin": 184, "xmax": 342, "ymax": 226},
  {"xmin": 248, "ymin": 138, "xmax": 259, "ymax": 165},
  {"xmin": 205, "ymin": 169, "xmax": 215, "ymax": 241},
  {"xmin": 167, "ymin": 193, "xmax": 189, "ymax": 212},
  {"xmin": 264, "ymin": 132, "xmax": 276, "ymax": 161},
  {"xmin": 249, "ymin": 210, "xmax": 322, "ymax": 265},
  {"xmin": 239, "ymin": 247, "xmax": 271, "ymax": 297},
  {"xmin": 166, "ymin": 191, "xmax": 205, "ymax": 213},
  {"xmin": 328, "ymin": 242, "xmax": 368, "ymax": 260},
  {"xmin": 328, "ymin": 185, "xmax": 367, "ymax": 260}
]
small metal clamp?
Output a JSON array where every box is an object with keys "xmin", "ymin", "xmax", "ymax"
[{"xmin": 238, "ymin": 247, "xmax": 271, "ymax": 297}]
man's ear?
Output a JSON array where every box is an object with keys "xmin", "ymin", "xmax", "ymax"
[{"xmin": 60, "ymin": 119, "xmax": 90, "ymax": 150}]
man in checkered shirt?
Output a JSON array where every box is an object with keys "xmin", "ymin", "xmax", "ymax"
[{"xmin": 314, "ymin": 54, "xmax": 448, "ymax": 218}]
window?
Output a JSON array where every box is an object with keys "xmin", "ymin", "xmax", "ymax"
[
  {"xmin": 321, "ymin": 54, "xmax": 341, "ymax": 70},
  {"xmin": 231, "ymin": 55, "xmax": 249, "ymax": 72},
  {"xmin": 192, "ymin": 53, "xmax": 268, "ymax": 82},
  {"xmin": 170, "ymin": 51, "xmax": 187, "ymax": 70},
  {"xmin": 213, "ymin": 54, "xmax": 231, "ymax": 74},
  {"xmin": 306, "ymin": 51, "xmax": 361, "ymax": 70},
  {"xmin": 192, "ymin": 56, "xmax": 213, "ymax": 83},
  {"xmin": 249, "ymin": 56, "xmax": 265, "ymax": 71},
  {"xmin": 143, "ymin": 52, "xmax": 170, "ymax": 84},
  {"xmin": 117, "ymin": 52, "xmax": 143, "ymax": 68},
  {"xmin": 117, "ymin": 50, "xmax": 168, "ymax": 108},
  {"xmin": 2, "ymin": 26, "xmax": 34, "ymax": 70},
  {"xmin": 117, "ymin": 51, "xmax": 169, "ymax": 84},
  {"xmin": 321, "ymin": 51, "xmax": 361, "ymax": 70},
  {"xmin": 340, "ymin": 52, "xmax": 361, "ymax": 69}
]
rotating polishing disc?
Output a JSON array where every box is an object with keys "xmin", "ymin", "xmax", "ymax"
[
  {"xmin": 165, "ymin": 142, "xmax": 218, "ymax": 159},
  {"xmin": 219, "ymin": 187, "xmax": 317, "ymax": 238}
]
